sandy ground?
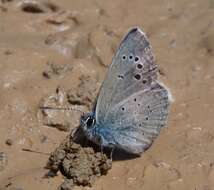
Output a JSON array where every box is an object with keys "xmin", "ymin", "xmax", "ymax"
[{"xmin": 0, "ymin": 0, "xmax": 214, "ymax": 189}]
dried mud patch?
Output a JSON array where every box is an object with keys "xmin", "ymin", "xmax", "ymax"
[
  {"xmin": 67, "ymin": 75, "xmax": 98, "ymax": 109},
  {"xmin": 42, "ymin": 61, "xmax": 73, "ymax": 79},
  {"xmin": 44, "ymin": 26, "xmax": 119, "ymax": 66},
  {"xmin": 38, "ymin": 86, "xmax": 74, "ymax": 131},
  {"xmin": 46, "ymin": 135, "xmax": 112, "ymax": 190},
  {"xmin": 38, "ymin": 74, "xmax": 98, "ymax": 131}
]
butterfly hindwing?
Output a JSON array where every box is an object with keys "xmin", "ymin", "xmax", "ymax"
[{"xmin": 98, "ymin": 82, "xmax": 169, "ymax": 154}]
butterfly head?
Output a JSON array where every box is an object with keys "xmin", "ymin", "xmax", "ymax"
[{"xmin": 80, "ymin": 112, "xmax": 96, "ymax": 136}]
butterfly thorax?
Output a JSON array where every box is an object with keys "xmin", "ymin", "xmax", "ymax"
[{"xmin": 80, "ymin": 112, "xmax": 116, "ymax": 148}]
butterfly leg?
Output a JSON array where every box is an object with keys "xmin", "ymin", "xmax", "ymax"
[
  {"xmin": 110, "ymin": 146, "xmax": 115, "ymax": 161},
  {"xmin": 100, "ymin": 144, "xmax": 104, "ymax": 153},
  {"xmin": 97, "ymin": 135, "xmax": 104, "ymax": 153}
]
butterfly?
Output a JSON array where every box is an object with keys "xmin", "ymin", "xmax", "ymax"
[{"xmin": 79, "ymin": 27, "xmax": 170, "ymax": 155}]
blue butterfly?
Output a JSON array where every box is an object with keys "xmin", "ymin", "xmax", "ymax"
[{"xmin": 79, "ymin": 27, "xmax": 170, "ymax": 155}]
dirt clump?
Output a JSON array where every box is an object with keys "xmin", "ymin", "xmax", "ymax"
[{"xmin": 46, "ymin": 135, "xmax": 112, "ymax": 190}]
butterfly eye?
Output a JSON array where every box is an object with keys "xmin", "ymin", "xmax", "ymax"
[{"xmin": 86, "ymin": 116, "xmax": 95, "ymax": 128}]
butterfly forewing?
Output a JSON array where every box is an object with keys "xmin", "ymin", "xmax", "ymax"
[{"xmin": 96, "ymin": 27, "xmax": 158, "ymax": 124}]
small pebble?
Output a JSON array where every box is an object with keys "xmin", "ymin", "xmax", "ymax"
[
  {"xmin": 40, "ymin": 135, "xmax": 48, "ymax": 143},
  {"xmin": 5, "ymin": 139, "xmax": 13, "ymax": 146}
]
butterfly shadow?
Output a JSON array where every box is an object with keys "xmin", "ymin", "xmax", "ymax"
[{"xmin": 110, "ymin": 148, "xmax": 140, "ymax": 161}]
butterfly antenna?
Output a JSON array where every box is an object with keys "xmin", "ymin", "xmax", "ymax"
[
  {"xmin": 22, "ymin": 148, "xmax": 50, "ymax": 156},
  {"xmin": 39, "ymin": 105, "xmax": 84, "ymax": 115}
]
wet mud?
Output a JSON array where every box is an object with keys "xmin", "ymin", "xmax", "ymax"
[{"xmin": 0, "ymin": 0, "xmax": 214, "ymax": 190}]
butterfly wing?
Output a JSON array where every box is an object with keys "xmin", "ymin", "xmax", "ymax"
[
  {"xmin": 96, "ymin": 27, "xmax": 157, "ymax": 122},
  {"xmin": 94, "ymin": 27, "xmax": 170, "ymax": 154}
]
